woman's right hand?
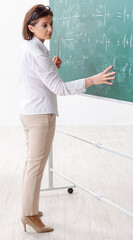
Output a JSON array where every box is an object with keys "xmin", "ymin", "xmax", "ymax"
[
  {"xmin": 53, "ymin": 56, "xmax": 62, "ymax": 69},
  {"xmin": 85, "ymin": 65, "xmax": 116, "ymax": 88}
]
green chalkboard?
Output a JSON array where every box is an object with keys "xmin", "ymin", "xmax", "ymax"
[{"xmin": 50, "ymin": 0, "xmax": 133, "ymax": 102}]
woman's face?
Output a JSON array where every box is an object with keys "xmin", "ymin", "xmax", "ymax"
[{"xmin": 28, "ymin": 15, "xmax": 53, "ymax": 42}]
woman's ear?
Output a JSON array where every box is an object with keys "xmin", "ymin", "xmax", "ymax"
[{"xmin": 28, "ymin": 24, "xmax": 34, "ymax": 33}]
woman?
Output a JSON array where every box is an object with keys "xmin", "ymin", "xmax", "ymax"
[{"xmin": 19, "ymin": 4, "xmax": 115, "ymax": 233}]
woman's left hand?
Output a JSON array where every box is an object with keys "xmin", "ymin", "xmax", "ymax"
[
  {"xmin": 85, "ymin": 65, "xmax": 116, "ymax": 88},
  {"xmin": 53, "ymin": 56, "xmax": 62, "ymax": 69}
]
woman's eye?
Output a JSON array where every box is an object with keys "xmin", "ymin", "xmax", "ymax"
[{"xmin": 43, "ymin": 23, "xmax": 53, "ymax": 28}]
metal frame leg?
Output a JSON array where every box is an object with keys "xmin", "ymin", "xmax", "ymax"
[{"xmin": 40, "ymin": 146, "xmax": 76, "ymax": 192}]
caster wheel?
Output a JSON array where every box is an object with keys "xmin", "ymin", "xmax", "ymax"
[{"xmin": 68, "ymin": 188, "xmax": 73, "ymax": 194}]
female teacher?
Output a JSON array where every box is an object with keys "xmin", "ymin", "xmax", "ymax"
[{"xmin": 19, "ymin": 4, "xmax": 115, "ymax": 233}]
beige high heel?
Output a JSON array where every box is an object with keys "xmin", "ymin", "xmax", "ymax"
[{"xmin": 21, "ymin": 216, "xmax": 54, "ymax": 233}]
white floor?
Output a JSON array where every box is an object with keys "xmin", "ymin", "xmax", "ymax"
[{"xmin": 0, "ymin": 125, "xmax": 133, "ymax": 239}]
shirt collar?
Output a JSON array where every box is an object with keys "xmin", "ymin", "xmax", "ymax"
[{"xmin": 32, "ymin": 36, "xmax": 48, "ymax": 52}]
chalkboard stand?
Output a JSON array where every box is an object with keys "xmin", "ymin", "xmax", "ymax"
[{"xmin": 41, "ymin": 128, "xmax": 133, "ymax": 219}]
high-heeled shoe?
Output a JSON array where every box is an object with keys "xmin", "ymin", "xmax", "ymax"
[{"xmin": 21, "ymin": 216, "xmax": 54, "ymax": 233}]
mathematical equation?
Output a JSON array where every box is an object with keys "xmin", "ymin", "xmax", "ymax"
[
  {"xmin": 56, "ymin": 33, "xmax": 133, "ymax": 52},
  {"xmin": 92, "ymin": 6, "xmax": 133, "ymax": 26},
  {"xmin": 56, "ymin": 6, "xmax": 133, "ymax": 27},
  {"xmin": 95, "ymin": 33, "xmax": 133, "ymax": 51}
]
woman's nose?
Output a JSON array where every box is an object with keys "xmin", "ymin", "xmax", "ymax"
[{"xmin": 48, "ymin": 25, "xmax": 53, "ymax": 32}]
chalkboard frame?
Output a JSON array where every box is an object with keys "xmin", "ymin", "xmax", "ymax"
[{"xmin": 82, "ymin": 93, "xmax": 133, "ymax": 105}]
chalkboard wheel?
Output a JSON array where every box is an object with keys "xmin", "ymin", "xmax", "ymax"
[{"xmin": 68, "ymin": 188, "xmax": 73, "ymax": 194}]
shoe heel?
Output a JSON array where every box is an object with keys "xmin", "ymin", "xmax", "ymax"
[
  {"xmin": 24, "ymin": 224, "xmax": 26, "ymax": 232},
  {"xmin": 23, "ymin": 223, "xmax": 26, "ymax": 232},
  {"xmin": 21, "ymin": 217, "xmax": 26, "ymax": 232}
]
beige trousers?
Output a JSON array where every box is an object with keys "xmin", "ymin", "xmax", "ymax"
[{"xmin": 20, "ymin": 113, "xmax": 56, "ymax": 216}]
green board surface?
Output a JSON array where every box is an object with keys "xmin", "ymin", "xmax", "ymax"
[{"xmin": 50, "ymin": 0, "xmax": 133, "ymax": 102}]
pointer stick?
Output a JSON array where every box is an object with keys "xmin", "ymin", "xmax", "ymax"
[{"xmin": 57, "ymin": 35, "xmax": 59, "ymax": 58}]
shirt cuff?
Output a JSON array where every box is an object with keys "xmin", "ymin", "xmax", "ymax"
[{"xmin": 74, "ymin": 78, "xmax": 87, "ymax": 94}]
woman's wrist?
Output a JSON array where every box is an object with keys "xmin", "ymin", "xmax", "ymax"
[{"xmin": 85, "ymin": 76, "xmax": 95, "ymax": 88}]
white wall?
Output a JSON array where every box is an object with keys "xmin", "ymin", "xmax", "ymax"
[
  {"xmin": 0, "ymin": 0, "xmax": 133, "ymax": 126},
  {"xmin": 0, "ymin": 0, "xmax": 49, "ymax": 126}
]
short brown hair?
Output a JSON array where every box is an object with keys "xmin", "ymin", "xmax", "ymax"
[{"xmin": 22, "ymin": 4, "xmax": 53, "ymax": 40}]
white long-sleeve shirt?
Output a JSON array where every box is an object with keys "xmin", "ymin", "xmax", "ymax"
[{"xmin": 18, "ymin": 36, "xmax": 86, "ymax": 116}]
